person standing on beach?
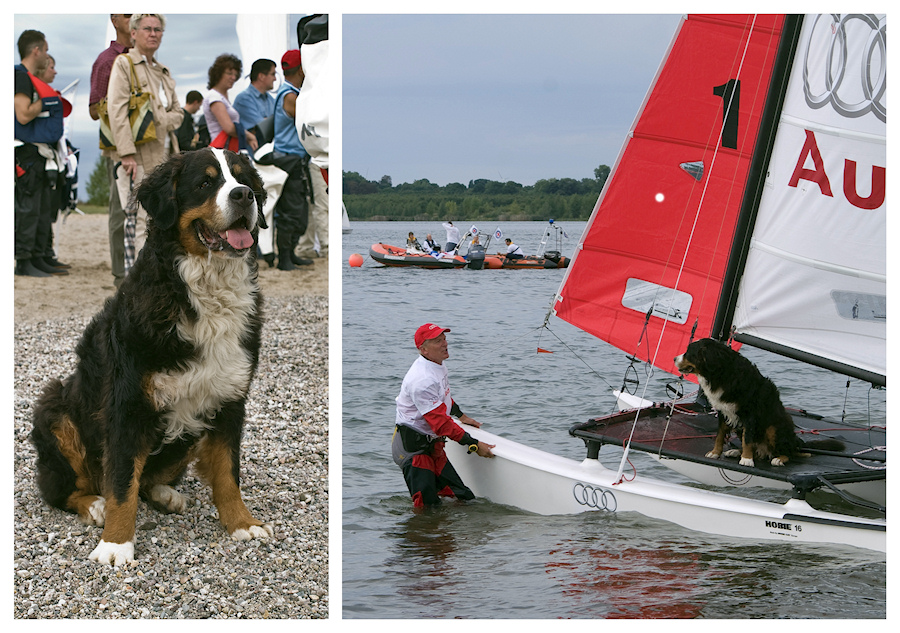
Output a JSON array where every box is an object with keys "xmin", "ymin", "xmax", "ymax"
[
  {"xmin": 106, "ymin": 14, "xmax": 183, "ymax": 274},
  {"xmin": 392, "ymin": 323, "xmax": 495, "ymax": 509},
  {"xmin": 15, "ymin": 29, "xmax": 65, "ymax": 278},
  {"xmin": 89, "ymin": 13, "xmax": 132, "ymax": 286}
]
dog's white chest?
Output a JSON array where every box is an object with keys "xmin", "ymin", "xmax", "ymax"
[
  {"xmin": 699, "ymin": 377, "xmax": 741, "ymax": 427},
  {"xmin": 148, "ymin": 258, "xmax": 258, "ymax": 442}
]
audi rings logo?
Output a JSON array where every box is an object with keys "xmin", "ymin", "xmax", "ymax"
[
  {"xmin": 803, "ymin": 14, "xmax": 886, "ymax": 122},
  {"xmin": 573, "ymin": 483, "xmax": 617, "ymax": 512}
]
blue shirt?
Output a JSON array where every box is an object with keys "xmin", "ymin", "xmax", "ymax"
[
  {"xmin": 273, "ymin": 81, "xmax": 307, "ymax": 157},
  {"xmin": 232, "ymin": 84, "xmax": 274, "ymax": 130}
]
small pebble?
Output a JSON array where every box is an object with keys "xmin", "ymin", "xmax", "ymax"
[{"xmin": 13, "ymin": 295, "xmax": 329, "ymax": 619}]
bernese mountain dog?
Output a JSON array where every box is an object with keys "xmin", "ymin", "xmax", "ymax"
[
  {"xmin": 674, "ymin": 338, "xmax": 842, "ymax": 468},
  {"xmin": 30, "ymin": 148, "xmax": 273, "ymax": 566}
]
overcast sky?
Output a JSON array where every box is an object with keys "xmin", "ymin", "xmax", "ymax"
[
  {"xmin": 14, "ymin": 13, "xmax": 306, "ymax": 183},
  {"xmin": 343, "ymin": 14, "xmax": 682, "ymax": 186}
]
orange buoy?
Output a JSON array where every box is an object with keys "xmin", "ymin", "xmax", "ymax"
[{"xmin": 348, "ymin": 253, "xmax": 364, "ymax": 267}]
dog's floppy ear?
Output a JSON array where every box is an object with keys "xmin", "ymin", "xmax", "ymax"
[
  {"xmin": 248, "ymin": 166, "xmax": 268, "ymax": 230},
  {"xmin": 255, "ymin": 199, "xmax": 268, "ymax": 230},
  {"xmin": 136, "ymin": 154, "xmax": 183, "ymax": 231}
]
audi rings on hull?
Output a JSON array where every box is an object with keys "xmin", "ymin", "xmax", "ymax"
[
  {"xmin": 444, "ymin": 427, "xmax": 885, "ymax": 553},
  {"xmin": 573, "ymin": 483, "xmax": 617, "ymax": 512}
]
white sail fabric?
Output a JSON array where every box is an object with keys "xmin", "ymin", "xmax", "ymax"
[
  {"xmin": 732, "ymin": 14, "xmax": 886, "ymax": 383},
  {"xmin": 295, "ymin": 19, "xmax": 329, "ymax": 169},
  {"xmin": 235, "ymin": 15, "xmax": 289, "ymax": 96}
]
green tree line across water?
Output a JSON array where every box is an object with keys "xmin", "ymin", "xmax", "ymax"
[{"xmin": 343, "ymin": 165, "xmax": 610, "ymax": 221}]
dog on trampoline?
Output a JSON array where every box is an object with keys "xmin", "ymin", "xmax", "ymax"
[
  {"xmin": 674, "ymin": 338, "xmax": 843, "ymax": 468},
  {"xmin": 30, "ymin": 148, "xmax": 273, "ymax": 566}
]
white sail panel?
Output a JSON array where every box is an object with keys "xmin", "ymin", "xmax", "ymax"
[
  {"xmin": 235, "ymin": 15, "xmax": 289, "ymax": 95},
  {"xmin": 732, "ymin": 14, "xmax": 886, "ymax": 383}
]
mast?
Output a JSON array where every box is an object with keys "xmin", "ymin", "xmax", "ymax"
[{"xmin": 712, "ymin": 14, "xmax": 804, "ymax": 343}]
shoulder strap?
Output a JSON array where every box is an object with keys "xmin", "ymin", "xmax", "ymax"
[{"xmin": 124, "ymin": 54, "xmax": 142, "ymax": 94}]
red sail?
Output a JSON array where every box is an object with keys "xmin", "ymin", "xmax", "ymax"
[{"xmin": 553, "ymin": 14, "xmax": 785, "ymax": 379}]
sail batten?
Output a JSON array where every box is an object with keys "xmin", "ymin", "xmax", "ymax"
[{"xmin": 748, "ymin": 239, "xmax": 885, "ymax": 282}]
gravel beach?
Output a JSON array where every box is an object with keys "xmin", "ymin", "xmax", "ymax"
[{"xmin": 13, "ymin": 213, "xmax": 329, "ymax": 619}]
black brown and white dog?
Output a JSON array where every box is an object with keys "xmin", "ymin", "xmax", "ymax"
[
  {"xmin": 674, "ymin": 338, "xmax": 842, "ymax": 468},
  {"xmin": 30, "ymin": 148, "xmax": 272, "ymax": 566}
]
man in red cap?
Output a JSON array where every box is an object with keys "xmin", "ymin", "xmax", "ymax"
[
  {"xmin": 392, "ymin": 323, "xmax": 495, "ymax": 509},
  {"xmin": 269, "ymin": 49, "xmax": 313, "ymax": 270}
]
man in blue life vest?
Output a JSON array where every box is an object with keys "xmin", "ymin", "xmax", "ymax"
[
  {"xmin": 270, "ymin": 49, "xmax": 313, "ymax": 271},
  {"xmin": 392, "ymin": 323, "xmax": 495, "ymax": 509},
  {"xmin": 14, "ymin": 29, "xmax": 67, "ymax": 278}
]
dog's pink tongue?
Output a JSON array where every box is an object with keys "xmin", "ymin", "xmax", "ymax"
[{"xmin": 221, "ymin": 228, "xmax": 253, "ymax": 249}]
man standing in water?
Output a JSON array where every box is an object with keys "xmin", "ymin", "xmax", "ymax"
[{"xmin": 392, "ymin": 323, "xmax": 495, "ymax": 509}]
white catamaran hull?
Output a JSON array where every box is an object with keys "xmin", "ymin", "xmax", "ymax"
[{"xmin": 446, "ymin": 427, "xmax": 885, "ymax": 553}]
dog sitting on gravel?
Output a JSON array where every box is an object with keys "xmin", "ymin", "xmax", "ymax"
[
  {"xmin": 674, "ymin": 338, "xmax": 843, "ymax": 468},
  {"xmin": 30, "ymin": 148, "xmax": 273, "ymax": 566}
]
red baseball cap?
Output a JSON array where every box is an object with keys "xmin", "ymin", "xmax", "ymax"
[
  {"xmin": 281, "ymin": 49, "xmax": 302, "ymax": 72},
  {"xmin": 414, "ymin": 323, "xmax": 450, "ymax": 348}
]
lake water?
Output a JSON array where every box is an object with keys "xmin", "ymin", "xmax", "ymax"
[{"xmin": 341, "ymin": 220, "xmax": 886, "ymax": 619}]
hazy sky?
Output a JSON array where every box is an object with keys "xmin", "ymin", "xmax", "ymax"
[{"xmin": 343, "ymin": 14, "xmax": 682, "ymax": 186}]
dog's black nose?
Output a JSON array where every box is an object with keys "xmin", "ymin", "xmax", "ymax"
[{"xmin": 229, "ymin": 185, "xmax": 254, "ymax": 207}]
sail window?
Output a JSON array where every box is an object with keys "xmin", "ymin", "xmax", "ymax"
[
  {"xmin": 622, "ymin": 279, "xmax": 693, "ymax": 325},
  {"xmin": 830, "ymin": 291, "xmax": 886, "ymax": 322}
]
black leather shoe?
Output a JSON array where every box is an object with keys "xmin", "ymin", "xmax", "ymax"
[
  {"xmin": 290, "ymin": 253, "xmax": 314, "ymax": 266},
  {"xmin": 31, "ymin": 257, "xmax": 69, "ymax": 275},
  {"xmin": 15, "ymin": 260, "xmax": 51, "ymax": 277},
  {"xmin": 43, "ymin": 257, "xmax": 71, "ymax": 269},
  {"xmin": 277, "ymin": 250, "xmax": 296, "ymax": 271}
]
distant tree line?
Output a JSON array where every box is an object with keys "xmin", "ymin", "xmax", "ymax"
[{"xmin": 343, "ymin": 165, "xmax": 610, "ymax": 221}]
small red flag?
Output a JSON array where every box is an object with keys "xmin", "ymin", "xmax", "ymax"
[{"xmin": 537, "ymin": 347, "xmax": 553, "ymax": 354}]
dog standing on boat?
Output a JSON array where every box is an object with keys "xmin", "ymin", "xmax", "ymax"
[
  {"xmin": 674, "ymin": 338, "xmax": 842, "ymax": 468},
  {"xmin": 29, "ymin": 148, "xmax": 273, "ymax": 566}
]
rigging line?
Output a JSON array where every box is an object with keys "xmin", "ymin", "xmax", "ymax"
[
  {"xmin": 539, "ymin": 324, "xmax": 618, "ymax": 392},
  {"xmin": 645, "ymin": 13, "xmax": 761, "ymax": 318},
  {"xmin": 615, "ymin": 15, "xmax": 762, "ymax": 485},
  {"xmin": 469, "ymin": 321, "xmax": 618, "ymax": 392},
  {"xmin": 692, "ymin": 17, "xmax": 780, "ymax": 326},
  {"xmin": 473, "ymin": 323, "xmax": 548, "ymax": 357},
  {"xmin": 652, "ymin": 12, "xmax": 759, "ymax": 363}
]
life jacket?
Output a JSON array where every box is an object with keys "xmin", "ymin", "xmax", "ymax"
[{"xmin": 14, "ymin": 64, "xmax": 64, "ymax": 144}]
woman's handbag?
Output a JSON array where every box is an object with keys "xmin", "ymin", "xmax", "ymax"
[
  {"xmin": 209, "ymin": 130, "xmax": 240, "ymax": 152},
  {"xmin": 209, "ymin": 121, "xmax": 252, "ymax": 157},
  {"xmin": 98, "ymin": 55, "xmax": 157, "ymax": 151}
]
